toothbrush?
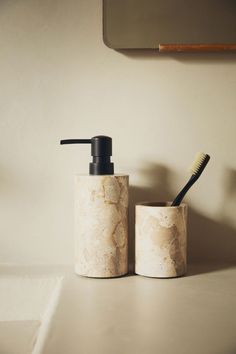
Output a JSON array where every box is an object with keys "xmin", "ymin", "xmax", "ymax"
[{"xmin": 171, "ymin": 152, "xmax": 210, "ymax": 206}]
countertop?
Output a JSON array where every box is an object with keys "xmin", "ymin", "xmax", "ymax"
[
  {"xmin": 44, "ymin": 264, "xmax": 236, "ymax": 354},
  {"xmin": 1, "ymin": 264, "xmax": 236, "ymax": 354}
]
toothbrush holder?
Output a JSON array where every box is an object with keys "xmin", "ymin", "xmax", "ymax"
[{"xmin": 135, "ymin": 202, "xmax": 187, "ymax": 278}]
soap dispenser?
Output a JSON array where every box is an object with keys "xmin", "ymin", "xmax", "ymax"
[{"xmin": 61, "ymin": 136, "xmax": 129, "ymax": 278}]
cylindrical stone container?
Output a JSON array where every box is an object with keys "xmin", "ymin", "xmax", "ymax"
[
  {"xmin": 135, "ymin": 202, "xmax": 187, "ymax": 278},
  {"xmin": 75, "ymin": 174, "xmax": 129, "ymax": 278}
]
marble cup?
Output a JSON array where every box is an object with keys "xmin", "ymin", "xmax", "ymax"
[
  {"xmin": 74, "ymin": 175, "xmax": 129, "ymax": 278},
  {"xmin": 135, "ymin": 202, "xmax": 187, "ymax": 278}
]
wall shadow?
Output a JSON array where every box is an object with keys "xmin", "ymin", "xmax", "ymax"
[
  {"xmin": 219, "ymin": 167, "xmax": 236, "ymax": 227},
  {"xmin": 129, "ymin": 163, "xmax": 236, "ymax": 275},
  {"xmin": 118, "ymin": 49, "xmax": 236, "ymax": 64}
]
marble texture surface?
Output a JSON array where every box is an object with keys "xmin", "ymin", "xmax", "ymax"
[
  {"xmin": 135, "ymin": 202, "xmax": 187, "ymax": 278},
  {"xmin": 74, "ymin": 175, "xmax": 129, "ymax": 278}
]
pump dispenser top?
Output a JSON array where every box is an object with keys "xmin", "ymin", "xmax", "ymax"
[{"xmin": 60, "ymin": 135, "xmax": 114, "ymax": 175}]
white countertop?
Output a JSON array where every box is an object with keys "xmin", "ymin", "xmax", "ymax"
[{"xmin": 1, "ymin": 264, "xmax": 236, "ymax": 354}]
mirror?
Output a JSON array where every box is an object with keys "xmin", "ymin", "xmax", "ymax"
[{"xmin": 103, "ymin": 0, "xmax": 236, "ymax": 51}]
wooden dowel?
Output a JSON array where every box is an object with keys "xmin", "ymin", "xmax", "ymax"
[{"xmin": 159, "ymin": 44, "xmax": 236, "ymax": 52}]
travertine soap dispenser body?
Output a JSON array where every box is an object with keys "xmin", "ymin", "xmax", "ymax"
[
  {"xmin": 75, "ymin": 174, "xmax": 128, "ymax": 277},
  {"xmin": 61, "ymin": 136, "xmax": 129, "ymax": 278}
]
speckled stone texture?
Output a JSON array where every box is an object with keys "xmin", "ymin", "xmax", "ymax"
[
  {"xmin": 135, "ymin": 202, "xmax": 187, "ymax": 278},
  {"xmin": 74, "ymin": 175, "xmax": 129, "ymax": 278}
]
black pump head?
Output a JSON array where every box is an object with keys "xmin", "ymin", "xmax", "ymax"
[{"xmin": 60, "ymin": 135, "xmax": 114, "ymax": 175}]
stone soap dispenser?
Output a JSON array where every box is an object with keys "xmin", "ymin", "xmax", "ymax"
[{"xmin": 61, "ymin": 136, "xmax": 129, "ymax": 278}]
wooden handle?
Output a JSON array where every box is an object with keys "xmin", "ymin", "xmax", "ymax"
[{"xmin": 159, "ymin": 44, "xmax": 236, "ymax": 52}]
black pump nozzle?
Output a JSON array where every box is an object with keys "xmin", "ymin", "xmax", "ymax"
[{"xmin": 60, "ymin": 135, "xmax": 114, "ymax": 175}]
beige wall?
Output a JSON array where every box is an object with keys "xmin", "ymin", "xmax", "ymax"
[{"xmin": 0, "ymin": 0, "xmax": 236, "ymax": 265}]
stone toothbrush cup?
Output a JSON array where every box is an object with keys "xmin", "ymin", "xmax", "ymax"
[{"xmin": 135, "ymin": 202, "xmax": 187, "ymax": 278}]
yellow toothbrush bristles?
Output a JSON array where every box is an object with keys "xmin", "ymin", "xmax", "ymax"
[{"xmin": 190, "ymin": 152, "xmax": 208, "ymax": 175}]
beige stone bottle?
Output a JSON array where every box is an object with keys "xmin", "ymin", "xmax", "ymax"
[{"xmin": 61, "ymin": 136, "xmax": 129, "ymax": 278}]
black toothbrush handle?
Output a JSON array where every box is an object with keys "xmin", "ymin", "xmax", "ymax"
[{"xmin": 171, "ymin": 175, "xmax": 196, "ymax": 206}]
